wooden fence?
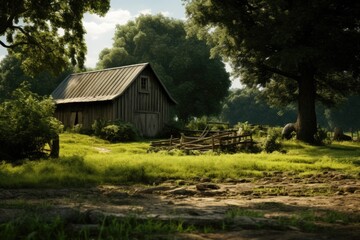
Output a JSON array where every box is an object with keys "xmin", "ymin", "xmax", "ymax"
[{"xmin": 150, "ymin": 130, "xmax": 254, "ymax": 152}]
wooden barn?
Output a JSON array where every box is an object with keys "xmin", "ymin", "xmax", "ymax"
[{"xmin": 51, "ymin": 63, "xmax": 177, "ymax": 137}]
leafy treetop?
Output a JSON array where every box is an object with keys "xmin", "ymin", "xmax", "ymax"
[
  {"xmin": 0, "ymin": 0, "xmax": 110, "ymax": 75},
  {"xmin": 185, "ymin": 0, "xmax": 360, "ymax": 143},
  {"xmin": 97, "ymin": 14, "xmax": 230, "ymax": 121}
]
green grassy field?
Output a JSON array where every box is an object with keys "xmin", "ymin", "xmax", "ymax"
[{"xmin": 0, "ymin": 132, "xmax": 359, "ymax": 188}]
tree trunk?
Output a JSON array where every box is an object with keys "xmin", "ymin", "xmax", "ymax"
[
  {"xmin": 50, "ymin": 134, "xmax": 60, "ymax": 158},
  {"xmin": 296, "ymin": 68, "xmax": 317, "ymax": 144}
]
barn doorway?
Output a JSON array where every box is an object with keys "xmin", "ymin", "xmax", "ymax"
[
  {"xmin": 135, "ymin": 113, "xmax": 159, "ymax": 137},
  {"xmin": 70, "ymin": 111, "xmax": 83, "ymax": 127}
]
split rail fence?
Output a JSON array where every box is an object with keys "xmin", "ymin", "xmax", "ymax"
[{"xmin": 150, "ymin": 130, "xmax": 254, "ymax": 152}]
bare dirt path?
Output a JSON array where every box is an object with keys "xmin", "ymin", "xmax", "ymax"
[{"xmin": 1, "ymin": 172, "xmax": 360, "ymax": 239}]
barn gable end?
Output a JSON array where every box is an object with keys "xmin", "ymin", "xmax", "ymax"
[{"xmin": 51, "ymin": 63, "xmax": 176, "ymax": 137}]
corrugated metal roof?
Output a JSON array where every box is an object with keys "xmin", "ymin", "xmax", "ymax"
[{"xmin": 51, "ymin": 63, "xmax": 176, "ymax": 104}]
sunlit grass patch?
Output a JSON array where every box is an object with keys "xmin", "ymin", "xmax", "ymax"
[{"xmin": 0, "ymin": 133, "xmax": 359, "ymax": 188}]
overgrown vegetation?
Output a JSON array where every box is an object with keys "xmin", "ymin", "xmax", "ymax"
[
  {"xmin": 0, "ymin": 83, "xmax": 62, "ymax": 161},
  {"xmin": 226, "ymin": 206, "xmax": 360, "ymax": 232},
  {"xmin": 0, "ymin": 214, "xmax": 196, "ymax": 240},
  {"xmin": 0, "ymin": 133, "xmax": 359, "ymax": 188},
  {"xmin": 92, "ymin": 120, "xmax": 139, "ymax": 143}
]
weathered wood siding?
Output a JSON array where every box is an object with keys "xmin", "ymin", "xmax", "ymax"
[
  {"xmin": 54, "ymin": 101, "xmax": 113, "ymax": 129},
  {"xmin": 54, "ymin": 66, "xmax": 173, "ymax": 136},
  {"xmin": 112, "ymin": 67, "xmax": 172, "ymax": 136}
]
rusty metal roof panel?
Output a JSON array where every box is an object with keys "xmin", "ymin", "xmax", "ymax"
[{"xmin": 51, "ymin": 63, "xmax": 148, "ymax": 104}]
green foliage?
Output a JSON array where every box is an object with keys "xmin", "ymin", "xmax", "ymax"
[
  {"xmin": 1, "ymin": 133, "xmax": 359, "ymax": 188},
  {"xmin": 222, "ymin": 89, "xmax": 297, "ymax": 126},
  {"xmin": 313, "ymin": 126, "xmax": 332, "ymax": 146},
  {"xmin": 185, "ymin": 0, "xmax": 360, "ymax": 143},
  {"xmin": 0, "ymin": 55, "xmax": 73, "ymax": 101},
  {"xmin": 0, "ymin": 83, "xmax": 63, "ymax": 160},
  {"xmin": 262, "ymin": 128, "xmax": 284, "ymax": 153},
  {"xmin": 92, "ymin": 119, "xmax": 107, "ymax": 136},
  {"xmin": 0, "ymin": 214, "xmax": 196, "ymax": 240},
  {"xmin": 97, "ymin": 14, "xmax": 230, "ymax": 121},
  {"xmin": 92, "ymin": 120, "xmax": 138, "ymax": 143},
  {"xmin": 186, "ymin": 116, "xmax": 229, "ymax": 131},
  {"xmin": 0, "ymin": 0, "xmax": 110, "ymax": 75},
  {"xmin": 186, "ymin": 116, "xmax": 208, "ymax": 131}
]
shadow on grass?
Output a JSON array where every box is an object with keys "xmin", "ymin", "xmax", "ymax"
[
  {"xmin": 0, "ymin": 155, "xmax": 159, "ymax": 189},
  {"xmin": 284, "ymin": 141, "xmax": 360, "ymax": 164}
]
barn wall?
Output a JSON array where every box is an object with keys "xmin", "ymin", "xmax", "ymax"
[
  {"xmin": 55, "ymin": 101, "xmax": 113, "ymax": 129},
  {"xmin": 113, "ymin": 67, "xmax": 173, "ymax": 136},
  {"xmin": 54, "ymin": 66, "xmax": 174, "ymax": 136}
]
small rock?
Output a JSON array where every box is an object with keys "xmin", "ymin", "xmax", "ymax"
[
  {"xmin": 200, "ymin": 177, "xmax": 211, "ymax": 182},
  {"xmin": 196, "ymin": 183, "xmax": 220, "ymax": 191},
  {"xmin": 136, "ymin": 186, "xmax": 175, "ymax": 194},
  {"xmin": 240, "ymin": 190, "xmax": 253, "ymax": 196},
  {"xmin": 167, "ymin": 188, "xmax": 196, "ymax": 196},
  {"xmin": 341, "ymin": 185, "xmax": 358, "ymax": 193}
]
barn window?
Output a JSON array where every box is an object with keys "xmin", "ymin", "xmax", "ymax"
[{"xmin": 139, "ymin": 76, "xmax": 149, "ymax": 92}]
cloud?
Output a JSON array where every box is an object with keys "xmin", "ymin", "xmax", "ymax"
[
  {"xmin": 84, "ymin": 8, "xmax": 132, "ymax": 40},
  {"xmin": 138, "ymin": 9, "xmax": 152, "ymax": 15},
  {"xmin": 83, "ymin": 7, "xmax": 176, "ymax": 68},
  {"xmin": 0, "ymin": 55, "xmax": 5, "ymax": 62}
]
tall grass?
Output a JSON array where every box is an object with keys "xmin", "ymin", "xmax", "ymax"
[{"xmin": 0, "ymin": 133, "xmax": 359, "ymax": 188}]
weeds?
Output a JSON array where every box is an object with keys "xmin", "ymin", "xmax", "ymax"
[
  {"xmin": 225, "ymin": 207, "xmax": 360, "ymax": 232},
  {"xmin": 0, "ymin": 133, "xmax": 359, "ymax": 188},
  {"xmin": 0, "ymin": 214, "xmax": 197, "ymax": 240}
]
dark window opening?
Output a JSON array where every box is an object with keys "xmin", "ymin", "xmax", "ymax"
[{"xmin": 140, "ymin": 76, "xmax": 149, "ymax": 91}]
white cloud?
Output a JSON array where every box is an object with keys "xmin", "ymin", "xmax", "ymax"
[
  {"xmin": 84, "ymin": 8, "xmax": 132, "ymax": 40},
  {"xmin": 83, "ymin": 6, "xmax": 181, "ymax": 68},
  {"xmin": 138, "ymin": 9, "xmax": 152, "ymax": 15},
  {"xmin": 160, "ymin": 11, "xmax": 170, "ymax": 17}
]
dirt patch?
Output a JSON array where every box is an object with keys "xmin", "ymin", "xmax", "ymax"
[{"xmin": 1, "ymin": 172, "xmax": 360, "ymax": 239}]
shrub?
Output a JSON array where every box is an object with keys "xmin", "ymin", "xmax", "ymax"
[
  {"xmin": 314, "ymin": 126, "xmax": 332, "ymax": 145},
  {"xmin": 186, "ymin": 116, "xmax": 208, "ymax": 130},
  {"xmin": 92, "ymin": 119, "xmax": 107, "ymax": 136},
  {"xmin": 92, "ymin": 120, "xmax": 138, "ymax": 142},
  {"xmin": 0, "ymin": 83, "xmax": 63, "ymax": 161},
  {"xmin": 262, "ymin": 128, "xmax": 284, "ymax": 153}
]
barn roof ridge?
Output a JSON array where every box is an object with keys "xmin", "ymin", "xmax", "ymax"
[{"xmin": 70, "ymin": 62, "xmax": 149, "ymax": 76}]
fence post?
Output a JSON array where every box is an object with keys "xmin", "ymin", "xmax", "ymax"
[
  {"xmin": 212, "ymin": 135, "xmax": 215, "ymax": 151},
  {"xmin": 170, "ymin": 135, "xmax": 173, "ymax": 146}
]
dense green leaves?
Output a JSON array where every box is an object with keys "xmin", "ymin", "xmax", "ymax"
[
  {"xmin": 185, "ymin": 0, "xmax": 360, "ymax": 143},
  {"xmin": 0, "ymin": 83, "xmax": 63, "ymax": 160},
  {"xmin": 97, "ymin": 14, "xmax": 230, "ymax": 121},
  {"xmin": 0, "ymin": 55, "xmax": 72, "ymax": 101},
  {"xmin": 221, "ymin": 89, "xmax": 296, "ymax": 126},
  {"xmin": 0, "ymin": 0, "xmax": 110, "ymax": 75}
]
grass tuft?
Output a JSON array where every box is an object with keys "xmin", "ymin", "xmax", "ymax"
[{"xmin": 0, "ymin": 133, "xmax": 359, "ymax": 188}]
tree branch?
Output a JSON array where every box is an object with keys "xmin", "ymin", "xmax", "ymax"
[
  {"xmin": 261, "ymin": 64, "xmax": 300, "ymax": 81},
  {"xmin": 0, "ymin": 39, "xmax": 28, "ymax": 48}
]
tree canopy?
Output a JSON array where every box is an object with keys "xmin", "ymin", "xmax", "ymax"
[
  {"xmin": 0, "ymin": 55, "xmax": 72, "ymax": 101},
  {"xmin": 0, "ymin": 0, "xmax": 110, "ymax": 75},
  {"xmin": 97, "ymin": 14, "xmax": 230, "ymax": 121},
  {"xmin": 185, "ymin": 0, "xmax": 360, "ymax": 143},
  {"xmin": 221, "ymin": 88, "xmax": 296, "ymax": 126}
]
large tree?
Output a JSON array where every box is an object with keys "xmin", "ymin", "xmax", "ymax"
[
  {"xmin": 0, "ymin": 0, "xmax": 110, "ymax": 75},
  {"xmin": 185, "ymin": 0, "xmax": 360, "ymax": 143},
  {"xmin": 97, "ymin": 14, "xmax": 230, "ymax": 121}
]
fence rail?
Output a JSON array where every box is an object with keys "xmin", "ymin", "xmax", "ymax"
[{"xmin": 150, "ymin": 131, "xmax": 254, "ymax": 152}]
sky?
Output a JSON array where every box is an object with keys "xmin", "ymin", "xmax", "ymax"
[
  {"xmin": 0, "ymin": 0, "xmax": 240, "ymax": 88},
  {"xmin": 82, "ymin": 0, "xmax": 186, "ymax": 68},
  {"xmin": 0, "ymin": 0, "xmax": 185, "ymax": 67}
]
